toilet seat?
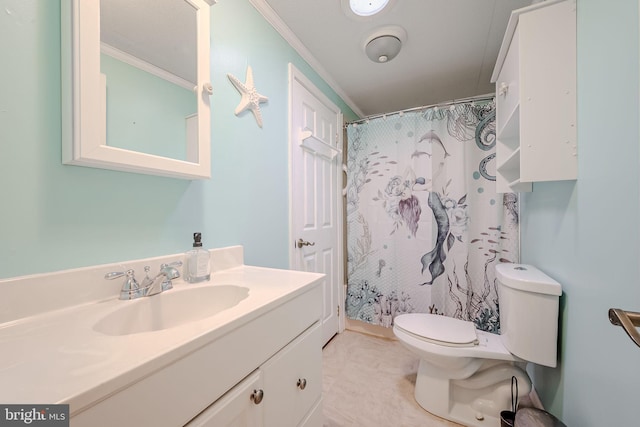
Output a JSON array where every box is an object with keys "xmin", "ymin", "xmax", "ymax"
[{"xmin": 394, "ymin": 313, "xmax": 479, "ymax": 347}]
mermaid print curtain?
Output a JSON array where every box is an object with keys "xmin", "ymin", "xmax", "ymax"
[{"xmin": 345, "ymin": 101, "xmax": 519, "ymax": 333}]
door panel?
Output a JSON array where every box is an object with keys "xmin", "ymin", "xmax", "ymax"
[{"xmin": 290, "ymin": 64, "xmax": 342, "ymax": 345}]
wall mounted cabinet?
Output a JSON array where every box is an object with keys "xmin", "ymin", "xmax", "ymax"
[{"xmin": 491, "ymin": 0, "xmax": 577, "ymax": 193}]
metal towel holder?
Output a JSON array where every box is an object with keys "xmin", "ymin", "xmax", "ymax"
[{"xmin": 608, "ymin": 308, "xmax": 640, "ymax": 348}]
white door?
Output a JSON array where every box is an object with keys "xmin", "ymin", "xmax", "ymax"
[{"xmin": 289, "ymin": 64, "xmax": 343, "ymax": 346}]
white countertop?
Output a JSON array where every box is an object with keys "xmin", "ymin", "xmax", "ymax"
[{"xmin": 0, "ymin": 247, "xmax": 323, "ymax": 415}]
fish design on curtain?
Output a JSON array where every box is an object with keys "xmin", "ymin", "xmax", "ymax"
[{"xmin": 345, "ymin": 101, "xmax": 519, "ymax": 333}]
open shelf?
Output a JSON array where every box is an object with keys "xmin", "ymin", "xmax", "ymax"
[
  {"xmin": 497, "ymin": 104, "xmax": 520, "ymax": 140},
  {"xmin": 507, "ymin": 178, "xmax": 532, "ymax": 193},
  {"xmin": 497, "ymin": 147, "xmax": 520, "ymax": 172}
]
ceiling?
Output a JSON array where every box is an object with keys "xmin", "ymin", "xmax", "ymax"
[{"xmin": 253, "ymin": 0, "xmax": 534, "ymax": 118}]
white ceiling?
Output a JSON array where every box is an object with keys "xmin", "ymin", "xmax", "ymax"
[{"xmin": 254, "ymin": 0, "xmax": 534, "ymax": 117}]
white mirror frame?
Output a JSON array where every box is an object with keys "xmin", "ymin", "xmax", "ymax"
[{"xmin": 61, "ymin": 0, "xmax": 212, "ymax": 180}]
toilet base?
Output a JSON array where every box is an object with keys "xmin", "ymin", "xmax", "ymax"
[{"xmin": 414, "ymin": 359, "xmax": 531, "ymax": 427}]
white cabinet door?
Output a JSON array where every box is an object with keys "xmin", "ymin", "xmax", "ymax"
[
  {"xmin": 519, "ymin": 0, "xmax": 577, "ymax": 183},
  {"xmin": 298, "ymin": 399, "xmax": 324, "ymax": 427},
  {"xmin": 186, "ymin": 371, "xmax": 264, "ymax": 427},
  {"xmin": 262, "ymin": 323, "xmax": 323, "ymax": 427}
]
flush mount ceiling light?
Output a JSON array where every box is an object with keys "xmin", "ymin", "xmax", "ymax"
[
  {"xmin": 350, "ymin": 0, "xmax": 390, "ymax": 16},
  {"xmin": 363, "ymin": 26, "xmax": 407, "ymax": 64},
  {"xmin": 365, "ymin": 35, "xmax": 402, "ymax": 63}
]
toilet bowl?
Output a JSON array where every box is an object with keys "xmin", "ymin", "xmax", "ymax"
[{"xmin": 393, "ymin": 264, "xmax": 561, "ymax": 427}]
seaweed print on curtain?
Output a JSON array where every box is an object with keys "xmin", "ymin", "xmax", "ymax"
[{"xmin": 345, "ymin": 101, "xmax": 519, "ymax": 333}]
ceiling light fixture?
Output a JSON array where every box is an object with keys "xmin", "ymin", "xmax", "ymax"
[
  {"xmin": 349, "ymin": 0, "xmax": 390, "ymax": 17},
  {"xmin": 365, "ymin": 35, "xmax": 402, "ymax": 63},
  {"xmin": 363, "ymin": 26, "xmax": 407, "ymax": 64}
]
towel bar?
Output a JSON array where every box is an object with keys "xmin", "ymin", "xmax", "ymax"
[{"xmin": 608, "ymin": 308, "xmax": 640, "ymax": 348}]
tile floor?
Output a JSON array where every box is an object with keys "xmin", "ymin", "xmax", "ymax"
[{"xmin": 322, "ymin": 330, "xmax": 462, "ymax": 427}]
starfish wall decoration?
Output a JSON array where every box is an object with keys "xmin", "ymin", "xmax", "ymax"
[{"xmin": 227, "ymin": 65, "xmax": 269, "ymax": 128}]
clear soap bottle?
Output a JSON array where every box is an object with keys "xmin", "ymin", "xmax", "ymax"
[{"xmin": 184, "ymin": 232, "xmax": 211, "ymax": 283}]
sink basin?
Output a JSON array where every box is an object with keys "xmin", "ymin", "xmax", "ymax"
[{"xmin": 94, "ymin": 285, "xmax": 250, "ymax": 336}]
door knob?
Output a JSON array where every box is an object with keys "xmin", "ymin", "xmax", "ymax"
[
  {"xmin": 297, "ymin": 378, "xmax": 307, "ymax": 390},
  {"xmin": 296, "ymin": 238, "xmax": 315, "ymax": 249}
]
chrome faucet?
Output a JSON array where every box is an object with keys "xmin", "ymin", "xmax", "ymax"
[
  {"xmin": 105, "ymin": 261, "xmax": 182, "ymax": 300},
  {"xmin": 105, "ymin": 269, "xmax": 143, "ymax": 300},
  {"xmin": 139, "ymin": 261, "xmax": 183, "ymax": 297}
]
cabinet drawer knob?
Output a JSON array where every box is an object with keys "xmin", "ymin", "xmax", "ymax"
[
  {"xmin": 297, "ymin": 378, "xmax": 307, "ymax": 390},
  {"xmin": 250, "ymin": 389, "xmax": 264, "ymax": 404}
]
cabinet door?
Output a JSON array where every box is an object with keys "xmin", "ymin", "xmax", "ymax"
[
  {"xmin": 186, "ymin": 370, "xmax": 264, "ymax": 427},
  {"xmin": 519, "ymin": 0, "xmax": 577, "ymax": 183},
  {"xmin": 262, "ymin": 323, "xmax": 322, "ymax": 427},
  {"xmin": 298, "ymin": 398, "xmax": 324, "ymax": 427}
]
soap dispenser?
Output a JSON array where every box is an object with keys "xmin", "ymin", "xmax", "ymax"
[{"xmin": 184, "ymin": 232, "xmax": 211, "ymax": 283}]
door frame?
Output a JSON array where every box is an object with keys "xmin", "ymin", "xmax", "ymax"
[{"xmin": 287, "ymin": 63, "xmax": 345, "ymax": 336}]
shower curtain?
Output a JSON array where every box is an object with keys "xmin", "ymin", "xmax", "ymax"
[{"xmin": 345, "ymin": 100, "xmax": 519, "ymax": 333}]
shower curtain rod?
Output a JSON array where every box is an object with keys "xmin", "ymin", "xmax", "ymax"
[{"xmin": 346, "ymin": 93, "xmax": 495, "ymax": 126}]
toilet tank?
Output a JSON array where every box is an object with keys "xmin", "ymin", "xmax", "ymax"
[{"xmin": 496, "ymin": 263, "xmax": 562, "ymax": 368}]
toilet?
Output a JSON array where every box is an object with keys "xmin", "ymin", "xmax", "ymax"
[{"xmin": 393, "ymin": 263, "xmax": 561, "ymax": 427}]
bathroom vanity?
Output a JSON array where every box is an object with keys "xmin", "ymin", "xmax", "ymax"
[{"xmin": 0, "ymin": 246, "xmax": 324, "ymax": 426}]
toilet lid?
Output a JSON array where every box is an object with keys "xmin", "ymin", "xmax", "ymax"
[{"xmin": 395, "ymin": 313, "xmax": 479, "ymax": 347}]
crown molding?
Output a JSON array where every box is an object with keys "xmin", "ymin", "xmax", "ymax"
[{"xmin": 248, "ymin": 0, "xmax": 364, "ymax": 118}]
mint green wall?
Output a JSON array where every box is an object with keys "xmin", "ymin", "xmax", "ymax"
[
  {"xmin": 522, "ymin": 0, "xmax": 640, "ymax": 425},
  {"xmin": 5, "ymin": 0, "xmax": 635, "ymax": 423},
  {"xmin": 0, "ymin": 0, "xmax": 356, "ymax": 279}
]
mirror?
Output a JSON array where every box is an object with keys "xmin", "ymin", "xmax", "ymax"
[{"xmin": 61, "ymin": 0, "xmax": 212, "ymax": 179}]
